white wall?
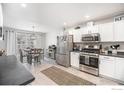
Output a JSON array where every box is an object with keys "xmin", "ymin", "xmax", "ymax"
[
  {"xmin": 3, "ymin": 16, "xmax": 57, "ymax": 49},
  {"xmin": 46, "ymin": 28, "xmax": 63, "ymax": 48},
  {"xmin": 3, "ymin": 17, "xmax": 53, "ymax": 33},
  {"xmin": 0, "ymin": 4, "xmax": 4, "ymax": 49},
  {"xmin": 0, "ymin": 4, "xmax": 3, "ymax": 26}
]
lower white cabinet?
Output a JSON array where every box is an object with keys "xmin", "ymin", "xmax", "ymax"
[
  {"xmin": 99, "ymin": 55, "xmax": 115, "ymax": 78},
  {"xmin": 115, "ymin": 57, "xmax": 124, "ymax": 82},
  {"xmin": 70, "ymin": 52, "xmax": 80, "ymax": 69},
  {"xmin": 99, "ymin": 55, "xmax": 124, "ymax": 83}
]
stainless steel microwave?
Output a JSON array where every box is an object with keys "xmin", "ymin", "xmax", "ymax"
[{"xmin": 82, "ymin": 33, "xmax": 100, "ymax": 42}]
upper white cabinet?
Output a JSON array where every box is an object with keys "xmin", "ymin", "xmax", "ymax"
[
  {"xmin": 87, "ymin": 25, "xmax": 99, "ymax": 34},
  {"xmin": 81, "ymin": 27, "xmax": 88, "ymax": 34},
  {"xmin": 114, "ymin": 20, "xmax": 124, "ymax": 41},
  {"xmin": 68, "ymin": 28, "xmax": 84, "ymax": 42},
  {"xmin": 0, "ymin": 4, "xmax": 3, "ymax": 26},
  {"xmin": 68, "ymin": 28, "xmax": 74, "ymax": 35},
  {"xmin": 73, "ymin": 29, "xmax": 82, "ymax": 42},
  {"xmin": 70, "ymin": 52, "xmax": 80, "ymax": 69},
  {"xmin": 68, "ymin": 20, "xmax": 124, "ymax": 42},
  {"xmin": 99, "ymin": 22, "xmax": 114, "ymax": 41}
]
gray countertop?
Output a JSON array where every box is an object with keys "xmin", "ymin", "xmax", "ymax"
[
  {"xmin": 71, "ymin": 51, "xmax": 124, "ymax": 58},
  {"xmin": 100, "ymin": 53, "xmax": 124, "ymax": 58}
]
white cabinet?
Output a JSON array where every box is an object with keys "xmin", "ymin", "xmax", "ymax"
[
  {"xmin": 87, "ymin": 25, "xmax": 99, "ymax": 34},
  {"xmin": 68, "ymin": 28, "xmax": 74, "ymax": 35},
  {"xmin": 73, "ymin": 29, "xmax": 82, "ymax": 42},
  {"xmin": 114, "ymin": 20, "xmax": 124, "ymax": 41},
  {"xmin": 99, "ymin": 55, "xmax": 115, "ymax": 78},
  {"xmin": 99, "ymin": 22, "xmax": 114, "ymax": 41},
  {"xmin": 100, "ymin": 55, "xmax": 124, "ymax": 83},
  {"xmin": 115, "ymin": 57, "xmax": 124, "ymax": 82},
  {"xmin": 70, "ymin": 52, "xmax": 80, "ymax": 69},
  {"xmin": 0, "ymin": 4, "xmax": 3, "ymax": 26}
]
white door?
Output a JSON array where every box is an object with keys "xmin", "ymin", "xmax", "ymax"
[
  {"xmin": 99, "ymin": 55, "xmax": 115, "ymax": 78},
  {"xmin": 70, "ymin": 52, "xmax": 80, "ymax": 69},
  {"xmin": 99, "ymin": 22, "xmax": 114, "ymax": 41},
  {"xmin": 115, "ymin": 57, "xmax": 124, "ymax": 82},
  {"xmin": 114, "ymin": 20, "xmax": 124, "ymax": 41}
]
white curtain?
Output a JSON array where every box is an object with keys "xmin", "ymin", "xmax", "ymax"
[{"xmin": 6, "ymin": 30, "xmax": 16, "ymax": 55}]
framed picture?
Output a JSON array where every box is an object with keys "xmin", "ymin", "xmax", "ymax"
[{"xmin": 0, "ymin": 27, "xmax": 2, "ymax": 37}]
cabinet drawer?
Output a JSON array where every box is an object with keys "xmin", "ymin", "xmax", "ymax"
[{"xmin": 99, "ymin": 55, "xmax": 115, "ymax": 61}]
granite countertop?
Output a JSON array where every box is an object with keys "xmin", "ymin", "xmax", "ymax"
[
  {"xmin": 71, "ymin": 50, "xmax": 80, "ymax": 53},
  {"xmin": 71, "ymin": 51, "xmax": 124, "ymax": 58},
  {"xmin": 100, "ymin": 53, "xmax": 124, "ymax": 58}
]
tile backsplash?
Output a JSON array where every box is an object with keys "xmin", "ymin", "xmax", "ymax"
[
  {"xmin": 101, "ymin": 42, "xmax": 124, "ymax": 51},
  {"xmin": 74, "ymin": 42, "xmax": 124, "ymax": 51}
]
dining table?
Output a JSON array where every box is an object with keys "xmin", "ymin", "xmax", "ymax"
[{"xmin": 24, "ymin": 48, "xmax": 44, "ymax": 63}]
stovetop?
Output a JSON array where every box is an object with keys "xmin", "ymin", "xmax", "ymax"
[{"xmin": 80, "ymin": 48, "xmax": 100, "ymax": 54}]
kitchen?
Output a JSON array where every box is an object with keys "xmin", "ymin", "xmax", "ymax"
[{"xmin": 0, "ymin": 3, "xmax": 124, "ymax": 85}]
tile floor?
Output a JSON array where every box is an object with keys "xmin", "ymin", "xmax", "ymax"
[{"xmin": 23, "ymin": 57, "xmax": 119, "ymax": 85}]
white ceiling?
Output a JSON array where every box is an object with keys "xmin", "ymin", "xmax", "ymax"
[{"xmin": 3, "ymin": 3, "xmax": 124, "ymax": 30}]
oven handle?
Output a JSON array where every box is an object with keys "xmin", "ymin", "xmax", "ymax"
[{"xmin": 89, "ymin": 56, "xmax": 99, "ymax": 58}]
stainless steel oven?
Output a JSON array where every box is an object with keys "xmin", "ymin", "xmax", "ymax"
[{"xmin": 79, "ymin": 52, "xmax": 99, "ymax": 76}]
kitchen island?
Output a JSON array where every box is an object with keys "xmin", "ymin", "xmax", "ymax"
[{"xmin": 0, "ymin": 55, "xmax": 35, "ymax": 85}]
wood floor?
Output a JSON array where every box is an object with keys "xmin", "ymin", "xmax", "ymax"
[{"xmin": 23, "ymin": 57, "xmax": 119, "ymax": 85}]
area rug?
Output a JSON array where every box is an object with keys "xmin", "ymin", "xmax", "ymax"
[{"xmin": 41, "ymin": 66, "xmax": 95, "ymax": 85}]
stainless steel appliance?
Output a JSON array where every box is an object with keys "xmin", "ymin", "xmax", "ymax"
[
  {"xmin": 56, "ymin": 35, "xmax": 73, "ymax": 67},
  {"xmin": 80, "ymin": 52, "xmax": 99, "ymax": 76},
  {"xmin": 47, "ymin": 45, "xmax": 56, "ymax": 59},
  {"xmin": 79, "ymin": 43, "xmax": 101, "ymax": 76},
  {"xmin": 82, "ymin": 33, "xmax": 100, "ymax": 42}
]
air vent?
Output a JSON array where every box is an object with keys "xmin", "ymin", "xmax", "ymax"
[{"xmin": 74, "ymin": 26, "xmax": 80, "ymax": 30}]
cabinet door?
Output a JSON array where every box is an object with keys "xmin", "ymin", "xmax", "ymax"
[
  {"xmin": 73, "ymin": 29, "xmax": 82, "ymax": 42},
  {"xmin": 86, "ymin": 25, "xmax": 99, "ymax": 34},
  {"xmin": 99, "ymin": 56, "xmax": 115, "ymax": 78},
  {"xmin": 99, "ymin": 22, "xmax": 114, "ymax": 41},
  {"xmin": 68, "ymin": 28, "xmax": 74, "ymax": 35},
  {"xmin": 114, "ymin": 20, "xmax": 124, "ymax": 41},
  {"xmin": 70, "ymin": 52, "xmax": 80, "ymax": 69},
  {"xmin": 115, "ymin": 57, "xmax": 124, "ymax": 82},
  {"xmin": 92, "ymin": 25, "xmax": 99, "ymax": 33},
  {"xmin": 82, "ymin": 27, "xmax": 88, "ymax": 34}
]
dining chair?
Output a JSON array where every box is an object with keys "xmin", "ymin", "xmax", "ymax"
[{"xmin": 19, "ymin": 49, "xmax": 27, "ymax": 63}]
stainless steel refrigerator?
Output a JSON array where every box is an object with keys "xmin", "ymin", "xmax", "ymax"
[{"xmin": 56, "ymin": 35, "xmax": 73, "ymax": 67}]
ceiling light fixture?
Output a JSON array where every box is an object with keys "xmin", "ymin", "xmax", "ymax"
[
  {"xmin": 21, "ymin": 4, "xmax": 27, "ymax": 8},
  {"xmin": 64, "ymin": 22, "xmax": 67, "ymax": 26},
  {"xmin": 85, "ymin": 15, "xmax": 90, "ymax": 19}
]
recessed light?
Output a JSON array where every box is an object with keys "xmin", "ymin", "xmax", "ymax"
[
  {"xmin": 85, "ymin": 15, "xmax": 90, "ymax": 19},
  {"xmin": 21, "ymin": 4, "xmax": 27, "ymax": 8},
  {"xmin": 64, "ymin": 22, "xmax": 67, "ymax": 26}
]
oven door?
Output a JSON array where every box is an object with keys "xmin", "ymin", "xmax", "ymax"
[
  {"xmin": 80, "ymin": 55, "xmax": 89, "ymax": 65},
  {"xmin": 89, "ymin": 56, "xmax": 99, "ymax": 68}
]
